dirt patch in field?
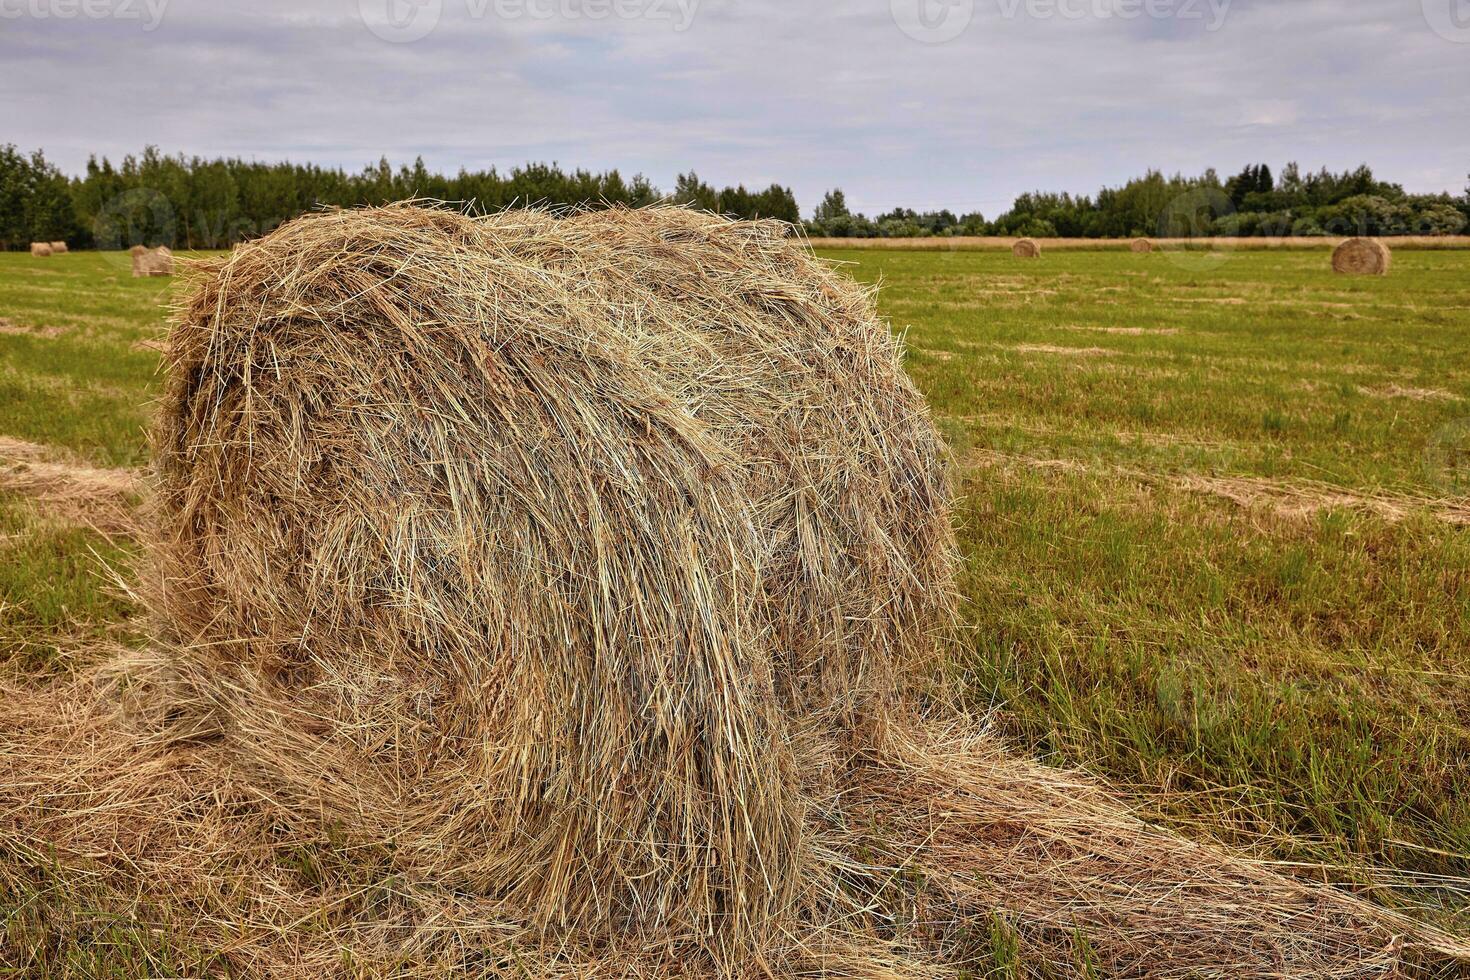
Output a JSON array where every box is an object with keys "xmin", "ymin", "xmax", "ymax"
[
  {"xmin": 0, "ymin": 437, "xmax": 141, "ymax": 533},
  {"xmin": 0, "ymin": 319, "xmax": 66, "ymax": 339},
  {"xmin": 964, "ymin": 447, "xmax": 1470, "ymax": 527},
  {"xmin": 967, "ymin": 448, "xmax": 1092, "ymax": 473},
  {"xmin": 1012, "ymin": 343, "xmax": 1112, "ymax": 357},
  {"xmin": 130, "ymin": 337, "xmax": 168, "ymax": 354},
  {"xmin": 1358, "ymin": 384, "xmax": 1461, "ymax": 403},
  {"xmin": 1067, "ymin": 326, "xmax": 1179, "ymax": 337},
  {"xmin": 1175, "ymin": 297, "xmax": 1247, "ymax": 306},
  {"xmin": 1179, "ymin": 475, "xmax": 1470, "ymax": 526}
]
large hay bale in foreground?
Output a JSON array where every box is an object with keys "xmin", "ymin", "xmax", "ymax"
[
  {"xmin": 1332, "ymin": 237, "xmax": 1391, "ymax": 275},
  {"xmin": 1012, "ymin": 237, "xmax": 1041, "ymax": 258},
  {"xmin": 49, "ymin": 241, "xmax": 68, "ymax": 254},
  {"xmin": 132, "ymin": 245, "xmax": 173, "ymax": 277},
  {"xmin": 29, "ymin": 242, "xmax": 52, "ymax": 257},
  {"xmin": 1130, "ymin": 237, "xmax": 1153, "ymax": 253},
  {"xmin": 153, "ymin": 204, "xmax": 954, "ymax": 948}
]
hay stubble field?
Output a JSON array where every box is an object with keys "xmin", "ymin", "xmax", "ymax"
[{"xmin": 2, "ymin": 242, "xmax": 1469, "ymax": 973}]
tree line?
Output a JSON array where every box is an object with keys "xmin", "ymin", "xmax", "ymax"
[
  {"xmin": 806, "ymin": 164, "xmax": 1470, "ymax": 239},
  {"xmin": 0, "ymin": 146, "xmax": 800, "ymax": 251},
  {"xmin": 1, "ymin": 145, "xmax": 1466, "ymax": 249}
]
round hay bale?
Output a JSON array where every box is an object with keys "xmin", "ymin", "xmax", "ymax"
[
  {"xmin": 29, "ymin": 242, "xmax": 52, "ymax": 257},
  {"xmin": 1332, "ymin": 237, "xmax": 1391, "ymax": 275},
  {"xmin": 132, "ymin": 245, "xmax": 174, "ymax": 278},
  {"xmin": 154, "ymin": 205, "xmax": 824, "ymax": 946},
  {"xmin": 1129, "ymin": 238, "xmax": 1153, "ymax": 253},
  {"xmin": 1012, "ymin": 237, "xmax": 1041, "ymax": 259},
  {"xmin": 49, "ymin": 241, "xmax": 68, "ymax": 254}
]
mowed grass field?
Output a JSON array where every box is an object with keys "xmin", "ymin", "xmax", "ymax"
[{"xmin": 3, "ymin": 245, "xmax": 1470, "ymax": 937}]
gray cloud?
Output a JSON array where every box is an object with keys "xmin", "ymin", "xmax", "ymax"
[{"xmin": 1, "ymin": 0, "xmax": 1466, "ymax": 216}]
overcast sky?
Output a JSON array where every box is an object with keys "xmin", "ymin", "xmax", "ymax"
[{"xmin": 4, "ymin": 0, "xmax": 1468, "ymax": 216}]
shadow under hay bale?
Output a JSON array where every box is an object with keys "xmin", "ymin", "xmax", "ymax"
[
  {"xmin": 29, "ymin": 242, "xmax": 52, "ymax": 257},
  {"xmin": 1332, "ymin": 237, "xmax": 1391, "ymax": 275},
  {"xmin": 1012, "ymin": 237, "xmax": 1041, "ymax": 259},
  {"xmin": 132, "ymin": 245, "xmax": 173, "ymax": 277}
]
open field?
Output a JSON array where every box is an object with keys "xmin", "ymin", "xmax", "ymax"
[
  {"xmin": 3, "ymin": 244, "xmax": 1470, "ymax": 969},
  {"xmin": 826, "ymin": 245, "xmax": 1470, "ymax": 897}
]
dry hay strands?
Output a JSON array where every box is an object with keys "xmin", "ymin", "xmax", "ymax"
[
  {"xmin": 29, "ymin": 242, "xmax": 52, "ymax": 257},
  {"xmin": 1129, "ymin": 237, "xmax": 1153, "ymax": 253},
  {"xmin": 843, "ymin": 722, "xmax": 1470, "ymax": 978},
  {"xmin": 0, "ymin": 654, "xmax": 943, "ymax": 980},
  {"xmin": 1332, "ymin": 237, "xmax": 1391, "ymax": 275},
  {"xmin": 152, "ymin": 203, "xmax": 806, "ymax": 954},
  {"xmin": 1012, "ymin": 237, "xmax": 1041, "ymax": 259},
  {"xmin": 132, "ymin": 245, "xmax": 174, "ymax": 277},
  {"xmin": 49, "ymin": 240, "xmax": 69, "ymax": 254},
  {"xmin": 0, "ymin": 436, "xmax": 141, "ymax": 533},
  {"xmin": 10, "ymin": 657, "xmax": 1468, "ymax": 979},
  {"xmin": 553, "ymin": 204, "xmax": 957, "ymax": 737}
]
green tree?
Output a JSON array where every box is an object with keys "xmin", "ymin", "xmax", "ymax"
[
  {"xmin": 672, "ymin": 171, "xmax": 719, "ymax": 213},
  {"xmin": 23, "ymin": 151, "xmax": 76, "ymax": 243},
  {"xmin": 813, "ymin": 189, "xmax": 850, "ymax": 226},
  {"xmin": 0, "ymin": 145, "xmax": 32, "ymax": 249}
]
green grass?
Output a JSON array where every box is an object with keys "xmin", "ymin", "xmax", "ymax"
[
  {"xmin": 0, "ymin": 495, "xmax": 137, "ymax": 673},
  {"xmin": 0, "ymin": 251, "xmax": 187, "ymax": 466},
  {"xmin": 2, "ymin": 245, "xmax": 1469, "ymax": 938},
  {"xmin": 822, "ymin": 246, "xmax": 1470, "ymax": 907}
]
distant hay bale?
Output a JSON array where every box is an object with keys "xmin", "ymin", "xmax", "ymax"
[
  {"xmin": 49, "ymin": 241, "xmax": 68, "ymax": 254},
  {"xmin": 1130, "ymin": 237, "xmax": 1154, "ymax": 253},
  {"xmin": 29, "ymin": 242, "xmax": 52, "ymax": 257},
  {"xmin": 1012, "ymin": 237, "xmax": 1041, "ymax": 258},
  {"xmin": 131, "ymin": 245, "xmax": 173, "ymax": 277},
  {"xmin": 152, "ymin": 203, "xmax": 956, "ymax": 950},
  {"xmin": 1332, "ymin": 237, "xmax": 1391, "ymax": 275}
]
